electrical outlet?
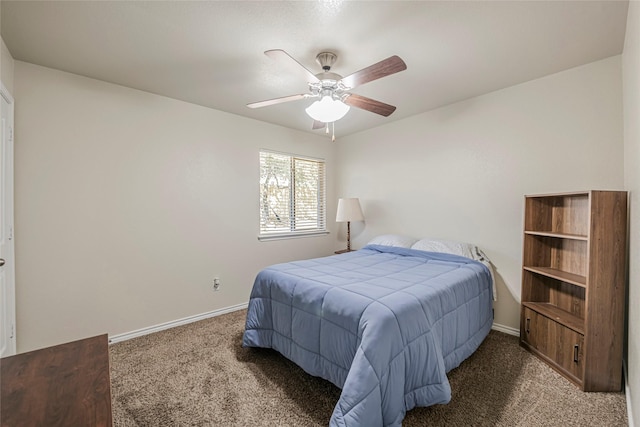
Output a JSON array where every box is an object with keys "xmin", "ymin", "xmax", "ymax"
[{"xmin": 213, "ymin": 277, "xmax": 221, "ymax": 291}]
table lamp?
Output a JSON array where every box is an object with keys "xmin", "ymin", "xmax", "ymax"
[{"xmin": 336, "ymin": 198, "xmax": 364, "ymax": 251}]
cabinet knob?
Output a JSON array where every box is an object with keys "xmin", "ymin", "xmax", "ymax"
[
  {"xmin": 526, "ymin": 318, "xmax": 530, "ymax": 334},
  {"xmin": 573, "ymin": 344, "xmax": 579, "ymax": 363}
]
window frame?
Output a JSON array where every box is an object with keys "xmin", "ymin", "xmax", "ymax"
[{"xmin": 258, "ymin": 149, "xmax": 328, "ymax": 241}]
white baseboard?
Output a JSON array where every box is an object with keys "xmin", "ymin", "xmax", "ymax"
[
  {"xmin": 492, "ymin": 322, "xmax": 520, "ymax": 336},
  {"xmin": 109, "ymin": 306, "xmax": 522, "ymax": 344},
  {"xmin": 625, "ymin": 360, "xmax": 635, "ymax": 427},
  {"xmin": 108, "ymin": 302, "xmax": 248, "ymax": 344}
]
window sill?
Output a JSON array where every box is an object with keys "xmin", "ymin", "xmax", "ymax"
[{"xmin": 258, "ymin": 231, "xmax": 329, "ymax": 241}]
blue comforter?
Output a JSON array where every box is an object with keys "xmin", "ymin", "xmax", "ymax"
[{"xmin": 243, "ymin": 245, "xmax": 493, "ymax": 426}]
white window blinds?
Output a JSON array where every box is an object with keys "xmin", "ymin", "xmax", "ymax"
[{"xmin": 259, "ymin": 151, "xmax": 326, "ymax": 238}]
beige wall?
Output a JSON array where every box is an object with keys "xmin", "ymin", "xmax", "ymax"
[
  {"xmin": 1, "ymin": 37, "xmax": 14, "ymax": 92},
  {"xmin": 337, "ymin": 56, "xmax": 624, "ymax": 331},
  {"xmin": 13, "ymin": 61, "xmax": 337, "ymax": 352},
  {"xmin": 624, "ymin": 1, "xmax": 640, "ymax": 423}
]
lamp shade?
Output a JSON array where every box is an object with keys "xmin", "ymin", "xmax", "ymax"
[
  {"xmin": 336, "ymin": 198, "xmax": 364, "ymax": 222},
  {"xmin": 305, "ymin": 96, "xmax": 350, "ymax": 123}
]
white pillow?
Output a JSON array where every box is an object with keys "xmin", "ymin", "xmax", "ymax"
[
  {"xmin": 411, "ymin": 238, "xmax": 476, "ymax": 259},
  {"xmin": 367, "ymin": 234, "xmax": 417, "ymax": 248},
  {"xmin": 411, "ymin": 238, "xmax": 497, "ymax": 301}
]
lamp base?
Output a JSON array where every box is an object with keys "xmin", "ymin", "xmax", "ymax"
[{"xmin": 334, "ymin": 249, "xmax": 353, "ymax": 254}]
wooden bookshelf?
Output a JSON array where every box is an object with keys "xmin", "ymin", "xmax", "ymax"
[{"xmin": 519, "ymin": 191, "xmax": 627, "ymax": 392}]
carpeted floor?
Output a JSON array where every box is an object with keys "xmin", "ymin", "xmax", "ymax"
[{"xmin": 109, "ymin": 309, "xmax": 628, "ymax": 426}]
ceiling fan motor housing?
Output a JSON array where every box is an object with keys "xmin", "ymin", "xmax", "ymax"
[{"xmin": 316, "ymin": 52, "xmax": 337, "ymax": 71}]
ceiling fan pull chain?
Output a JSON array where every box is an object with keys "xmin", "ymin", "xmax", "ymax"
[{"xmin": 332, "ymin": 122, "xmax": 336, "ymax": 142}]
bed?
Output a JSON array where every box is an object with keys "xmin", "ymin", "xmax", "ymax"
[{"xmin": 242, "ymin": 236, "xmax": 495, "ymax": 427}]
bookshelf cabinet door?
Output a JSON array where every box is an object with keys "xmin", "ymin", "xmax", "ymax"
[
  {"xmin": 521, "ymin": 307, "xmax": 543, "ymax": 350},
  {"xmin": 553, "ymin": 325, "xmax": 584, "ymax": 381},
  {"xmin": 522, "ymin": 307, "xmax": 584, "ymax": 383}
]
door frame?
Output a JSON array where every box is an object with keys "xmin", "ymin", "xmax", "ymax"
[{"xmin": 1, "ymin": 81, "xmax": 16, "ymax": 357}]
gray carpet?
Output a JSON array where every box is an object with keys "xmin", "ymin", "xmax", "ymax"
[{"xmin": 110, "ymin": 309, "xmax": 628, "ymax": 426}]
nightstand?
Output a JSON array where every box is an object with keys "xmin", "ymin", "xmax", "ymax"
[{"xmin": 334, "ymin": 249, "xmax": 354, "ymax": 254}]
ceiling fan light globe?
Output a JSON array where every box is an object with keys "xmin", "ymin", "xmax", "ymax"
[{"xmin": 305, "ymin": 97, "xmax": 350, "ymax": 123}]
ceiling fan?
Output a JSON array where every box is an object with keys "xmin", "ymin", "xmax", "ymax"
[{"xmin": 247, "ymin": 49, "xmax": 407, "ymax": 137}]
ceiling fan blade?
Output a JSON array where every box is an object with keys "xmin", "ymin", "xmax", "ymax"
[
  {"xmin": 312, "ymin": 120, "xmax": 325, "ymax": 130},
  {"xmin": 340, "ymin": 55, "xmax": 407, "ymax": 89},
  {"xmin": 344, "ymin": 93, "xmax": 397, "ymax": 117},
  {"xmin": 265, "ymin": 49, "xmax": 320, "ymax": 83},
  {"xmin": 247, "ymin": 94, "xmax": 309, "ymax": 109}
]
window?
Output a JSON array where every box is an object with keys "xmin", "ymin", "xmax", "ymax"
[{"xmin": 259, "ymin": 150, "xmax": 327, "ymax": 239}]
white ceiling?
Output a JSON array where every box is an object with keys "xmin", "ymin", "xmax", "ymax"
[{"xmin": 0, "ymin": 1, "xmax": 629, "ymax": 137}]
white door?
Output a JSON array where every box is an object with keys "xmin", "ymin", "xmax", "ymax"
[{"xmin": 0, "ymin": 83, "xmax": 16, "ymax": 357}]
